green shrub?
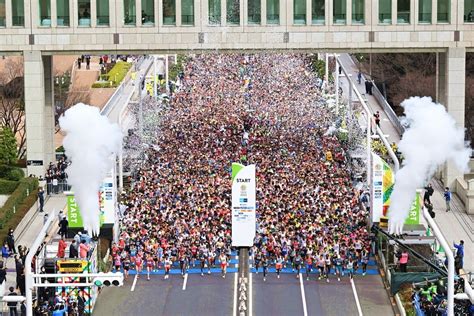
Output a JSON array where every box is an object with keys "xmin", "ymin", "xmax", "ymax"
[
  {"xmin": 0, "ymin": 177, "xmax": 39, "ymax": 230},
  {"xmin": 0, "ymin": 179, "xmax": 19, "ymax": 194},
  {"xmin": 92, "ymin": 61, "xmax": 132, "ymax": 88},
  {"xmin": 0, "ymin": 164, "xmax": 24, "ymax": 181}
]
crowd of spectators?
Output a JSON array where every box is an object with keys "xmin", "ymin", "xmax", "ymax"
[
  {"xmin": 40, "ymin": 157, "xmax": 70, "ymax": 195},
  {"xmin": 116, "ymin": 53, "xmax": 370, "ymax": 281}
]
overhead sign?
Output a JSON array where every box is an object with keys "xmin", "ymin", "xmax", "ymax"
[
  {"xmin": 231, "ymin": 163, "xmax": 256, "ymax": 247},
  {"xmin": 57, "ymin": 260, "xmax": 88, "ymax": 273}
]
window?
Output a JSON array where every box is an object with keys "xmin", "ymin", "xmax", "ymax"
[
  {"xmin": 418, "ymin": 0, "xmax": 431, "ymax": 23},
  {"xmin": 209, "ymin": 0, "xmax": 220, "ymax": 24},
  {"xmin": 379, "ymin": 0, "xmax": 391, "ymax": 23},
  {"xmin": 163, "ymin": 0, "xmax": 175, "ymax": 25},
  {"xmin": 397, "ymin": 0, "xmax": 410, "ymax": 24},
  {"xmin": 181, "ymin": 0, "xmax": 193, "ymax": 25},
  {"xmin": 333, "ymin": 0, "xmax": 346, "ymax": 24},
  {"xmin": 39, "ymin": 0, "xmax": 51, "ymax": 26},
  {"xmin": 247, "ymin": 0, "xmax": 260, "ymax": 24},
  {"xmin": 293, "ymin": 0, "xmax": 305, "ymax": 24},
  {"xmin": 312, "ymin": 0, "xmax": 324, "ymax": 25},
  {"xmin": 96, "ymin": 0, "xmax": 109, "ymax": 25},
  {"xmin": 56, "ymin": 0, "xmax": 69, "ymax": 26},
  {"xmin": 142, "ymin": 0, "xmax": 154, "ymax": 25},
  {"xmin": 0, "ymin": 0, "xmax": 6, "ymax": 27},
  {"xmin": 123, "ymin": 0, "xmax": 135, "ymax": 25},
  {"xmin": 352, "ymin": 0, "xmax": 364, "ymax": 24},
  {"xmin": 78, "ymin": 0, "xmax": 91, "ymax": 26},
  {"xmin": 266, "ymin": 0, "xmax": 279, "ymax": 24},
  {"xmin": 466, "ymin": 1, "xmax": 474, "ymax": 22},
  {"xmin": 227, "ymin": 0, "xmax": 239, "ymax": 25},
  {"xmin": 11, "ymin": 0, "xmax": 24, "ymax": 26},
  {"xmin": 437, "ymin": 0, "xmax": 449, "ymax": 23}
]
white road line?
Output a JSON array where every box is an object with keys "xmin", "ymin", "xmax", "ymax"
[
  {"xmin": 182, "ymin": 273, "xmax": 188, "ymax": 290},
  {"xmin": 299, "ymin": 273, "xmax": 308, "ymax": 316},
  {"xmin": 233, "ymin": 272, "xmax": 238, "ymax": 316},
  {"xmin": 249, "ymin": 271, "xmax": 253, "ymax": 316},
  {"xmin": 350, "ymin": 278, "xmax": 364, "ymax": 316},
  {"xmin": 130, "ymin": 274, "xmax": 138, "ymax": 292}
]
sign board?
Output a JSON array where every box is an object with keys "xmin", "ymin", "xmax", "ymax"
[
  {"xmin": 231, "ymin": 163, "xmax": 256, "ymax": 247},
  {"xmin": 100, "ymin": 176, "xmax": 116, "ymax": 225},
  {"xmin": 67, "ymin": 194, "xmax": 83, "ymax": 228},
  {"xmin": 27, "ymin": 160, "xmax": 43, "ymax": 166},
  {"xmin": 57, "ymin": 260, "xmax": 88, "ymax": 273}
]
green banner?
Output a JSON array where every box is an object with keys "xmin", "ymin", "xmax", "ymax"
[
  {"xmin": 404, "ymin": 191, "xmax": 421, "ymax": 225},
  {"xmin": 67, "ymin": 195, "xmax": 83, "ymax": 228}
]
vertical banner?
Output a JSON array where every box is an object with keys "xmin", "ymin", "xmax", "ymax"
[
  {"xmin": 371, "ymin": 153, "xmax": 385, "ymax": 222},
  {"xmin": 231, "ymin": 163, "xmax": 256, "ymax": 247},
  {"xmin": 67, "ymin": 194, "xmax": 84, "ymax": 228}
]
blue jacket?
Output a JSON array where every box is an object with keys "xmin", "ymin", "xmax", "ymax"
[
  {"xmin": 1, "ymin": 246, "xmax": 9, "ymax": 258},
  {"xmin": 444, "ymin": 191, "xmax": 451, "ymax": 201},
  {"xmin": 453, "ymin": 243, "xmax": 464, "ymax": 257}
]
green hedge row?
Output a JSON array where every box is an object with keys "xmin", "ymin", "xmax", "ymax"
[
  {"xmin": 0, "ymin": 179, "xmax": 19, "ymax": 194},
  {"xmin": 92, "ymin": 61, "xmax": 132, "ymax": 88},
  {"xmin": 0, "ymin": 164, "xmax": 25, "ymax": 181},
  {"xmin": 0, "ymin": 177, "xmax": 39, "ymax": 230}
]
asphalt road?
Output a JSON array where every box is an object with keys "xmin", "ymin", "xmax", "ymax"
[{"xmin": 93, "ymin": 273, "xmax": 234, "ymax": 316}]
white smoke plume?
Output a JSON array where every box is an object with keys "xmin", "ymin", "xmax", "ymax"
[
  {"xmin": 388, "ymin": 97, "xmax": 470, "ymax": 234},
  {"xmin": 59, "ymin": 103, "xmax": 122, "ymax": 235}
]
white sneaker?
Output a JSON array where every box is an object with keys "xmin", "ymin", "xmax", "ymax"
[
  {"xmin": 338, "ymin": 277, "xmax": 340, "ymax": 281},
  {"xmin": 208, "ymin": 271, "xmax": 211, "ymax": 274},
  {"xmin": 277, "ymin": 275, "xmax": 280, "ymax": 279},
  {"xmin": 363, "ymin": 272, "xmax": 366, "ymax": 276},
  {"xmin": 201, "ymin": 273, "xmax": 204, "ymax": 276},
  {"xmin": 306, "ymin": 277, "xmax": 309, "ymax": 281},
  {"xmin": 326, "ymin": 279, "xmax": 329, "ymax": 283},
  {"xmin": 263, "ymin": 277, "xmax": 266, "ymax": 282}
]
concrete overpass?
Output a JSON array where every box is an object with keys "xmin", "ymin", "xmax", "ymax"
[{"xmin": 0, "ymin": 0, "xmax": 471, "ymax": 186}]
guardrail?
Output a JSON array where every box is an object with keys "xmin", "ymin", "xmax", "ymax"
[{"xmin": 371, "ymin": 83, "xmax": 405, "ymax": 135}]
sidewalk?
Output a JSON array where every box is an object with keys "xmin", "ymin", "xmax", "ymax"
[
  {"xmin": 4, "ymin": 195, "xmax": 66, "ymax": 291},
  {"xmin": 339, "ymin": 53, "xmax": 474, "ymax": 274}
]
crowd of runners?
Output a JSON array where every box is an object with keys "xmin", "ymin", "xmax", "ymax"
[{"xmin": 115, "ymin": 53, "xmax": 370, "ymax": 282}]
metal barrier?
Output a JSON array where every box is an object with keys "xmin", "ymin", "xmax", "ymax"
[
  {"xmin": 371, "ymin": 84, "xmax": 405, "ymax": 135},
  {"xmin": 45, "ymin": 181, "xmax": 71, "ymax": 195}
]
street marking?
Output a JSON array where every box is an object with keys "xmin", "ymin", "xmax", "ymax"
[
  {"xmin": 249, "ymin": 271, "xmax": 253, "ymax": 316},
  {"xmin": 350, "ymin": 278, "xmax": 363, "ymax": 316},
  {"xmin": 233, "ymin": 272, "xmax": 238, "ymax": 316},
  {"xmin": 299, "ymin": 273, "xmax": 308, "ymax": 316},
  {"xmin": 182, "ymin": 273, "xmax": 188, "ymax": 290},
  {"xmin": 131, "ymin": 274, "xmax": 138, "ymax": 292}
]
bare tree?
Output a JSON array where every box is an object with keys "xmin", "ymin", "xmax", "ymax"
[{"xmin": 0, "ymin": 58, "xmax": 26, "ymax": 159}]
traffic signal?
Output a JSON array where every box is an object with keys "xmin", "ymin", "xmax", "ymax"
[{"xmin": 93, "ymin": 272, "xmax": 124, "ymax": 287}]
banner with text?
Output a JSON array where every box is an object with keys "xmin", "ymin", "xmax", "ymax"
[{"xmin": 231, "ymin": 163, "xmax": 256, "ymax": 247}]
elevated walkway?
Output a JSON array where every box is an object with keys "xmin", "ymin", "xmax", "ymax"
[{"xmin": 339, "ymin": 53, "xmax": 474, "ymax": 274}]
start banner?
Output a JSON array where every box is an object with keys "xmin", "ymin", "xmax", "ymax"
[{"xmin": 231, "ymin": 163, "xmax": 256, "ymax": 247}]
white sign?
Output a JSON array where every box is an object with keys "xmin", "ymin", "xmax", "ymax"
[
  {"xmin": 231, "ymin": 163, "xmax": 256, "ymax": 247},
  {"xmin": 371, "ymin": 152, "xmax": 384, "ymax": 222}
]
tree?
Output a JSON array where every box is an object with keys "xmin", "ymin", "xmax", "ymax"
[
  {"xmin": 0, "ymin": 127, "xmax": 18, "ymax": 165},
  {"xmin": 0, "ymin": 57, "xmax": 26, "ymax": 159}
]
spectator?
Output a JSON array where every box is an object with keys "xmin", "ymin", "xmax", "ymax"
[
  {"xmin": 38, "ymin": 187, "xmax": 45, "ymax": 212},
  {"xmin": 7, "ymin": 286, "xmax": 18, "ymax": 316},
  {"xmin": 57, "ymin": 237, "xmax": 67, "ymax": 258},
  {"xmin": 59, "ymin": 216, "xmax": 69, "ymax": 238},
  {"xmin": 7, "ymin": 228, "xmax": 16, "ymax": 254},
  {"xmin": 69, "ymin": 240, "xmax": 78, "ymax": 258},
  {"xmin": 444, "ymin": 187, "xmax": 451, "ymax": 212},
  {"xmin": 423, "ymin": 184, "xmax": 434, "ymax": 204},
  {"xmin": 79, "ymin": 240, "xmax": 89, "ymax": 259},
  {"xmin": 453, "ymin": 240, "xmax": 464, "ymax": 270},
  {"xmin": 0, "ymin": 263, "xmax": 6, "ymax": 284}
]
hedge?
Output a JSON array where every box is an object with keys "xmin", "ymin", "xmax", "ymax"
[
  {"xmin": 92, "ymin": 61, "xmax": 132, "ymax": 88},
  {"xmin": 0, "ymin": 177, "xmax": 39, "ymax": 232},
  {"xmin": 0, "ymin": 179, "xmax": 19, "ymax": 194},
  {"xmin": 0, "ymin": 164, "xmax": 25, "ymax": 181}
]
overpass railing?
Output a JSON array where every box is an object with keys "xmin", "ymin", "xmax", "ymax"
[{"xmin": 371, "ymin": 83, "xmax": 405, "ymax": 135}]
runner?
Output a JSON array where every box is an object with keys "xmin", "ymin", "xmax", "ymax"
[
  {"xmin": 361, "ymin": 250, "xmax": 369, "ymax": 276},
  {"xmin": 135, "ymin": 253, "xmax": 143, "ymax": 278},
  {"xmin": 275, "ymin": 255, "xmax": 283, "ymax": 279},
  {"xmin": 335, "ymin": 254, "xmax": 343, "ymax": 282},
  {"xmin": 317, "ymin": 255, "xmax": 325, "ymax": 280},
  {"xmin": 262, "ymin": 256, "xmax": 269, "ymax": 282},
  {"xmin": 199, "ymin": 250, "xmax": 207, "ymax": 277},
  {"xmin": 122, "ymin": 255, "xmax": 130, "ymax": 280},
  {"xmin": 146, "ymin": 254, "xmax": 154, "ymax": 280},
  {"xmin": 164, "ymin": 256, "xmax": 172, "ymax": 280},
  {"xmin": 219, "ymin": 253, "xmax": 228, "ymax": 278},
  {"xmin": 294, "ymin": 253, "xmax": 302, "ymax": 279},
  {"xmin": 305, "ymin": 254, "xmax": 313, "ymax": 281},
  {"xmin": 179, "ymin": 252, "xmax": 188, "ymax": 278},
  {"xmin": 346, "ymin": 258, "xmax": 355, "ymax": 280}
]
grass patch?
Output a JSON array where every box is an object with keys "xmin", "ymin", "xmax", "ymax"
[{"xmin": 92, "ymin": 61, "xmax": 132, "ymax": 88}]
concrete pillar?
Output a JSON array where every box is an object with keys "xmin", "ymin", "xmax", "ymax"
[
  {"xmin": 439, "ymin": 47, "xmax": 466, "ymax": 190},
  {"xmin": 24, "ymin": 51, "xmax": 55, "ymax": 177}
]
